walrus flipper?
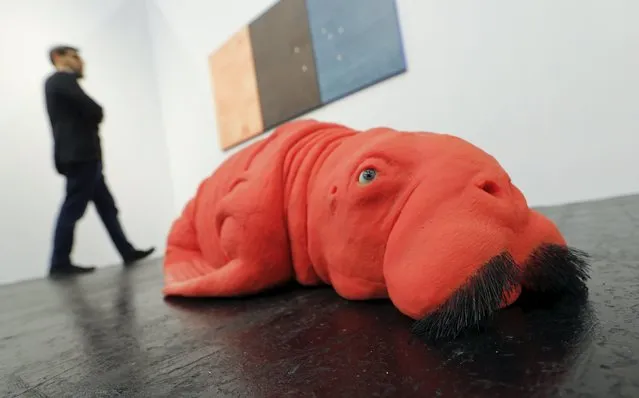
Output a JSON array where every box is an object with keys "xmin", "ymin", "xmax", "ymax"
[{"xmin": 163, "ymin": 170, "xmax": 293, "ymax": 297}]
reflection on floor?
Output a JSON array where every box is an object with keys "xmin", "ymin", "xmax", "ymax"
[{"xmin": 1, "ymin": 194, "xmax": 638, "ymax": 397}]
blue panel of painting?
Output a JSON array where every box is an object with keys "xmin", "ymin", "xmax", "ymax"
[{"xmin": 305, "ymin": 0, "xmax": 407, "ymax": 104}]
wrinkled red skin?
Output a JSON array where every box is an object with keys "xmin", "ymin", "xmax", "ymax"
[{"xmin": 163, "ymin": 119, "xmax": 565, "ymax": 321}]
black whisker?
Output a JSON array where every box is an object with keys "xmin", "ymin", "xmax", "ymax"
[
  {"xmin": 521, "ymin": 244, "xmax": 591, "ymax": 299},
  {"xmin": 410, "ymin": 252, "xmax": 519, "ymax": 342},
  {"xmin": 410, "ymin": 243, "xmax": 592, "ymax": 343}
]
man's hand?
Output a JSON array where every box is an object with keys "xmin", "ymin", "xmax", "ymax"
[{"xmin": 48, "ymin": 72, "xmax": 103, "ymax": 124}]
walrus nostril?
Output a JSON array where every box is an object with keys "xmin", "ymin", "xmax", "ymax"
[{"xmin": 478, "ymin": 180, "xmax": 500, "ymax": 196}]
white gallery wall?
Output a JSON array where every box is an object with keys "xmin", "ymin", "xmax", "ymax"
[
  {"xmin": 148, "ymin": 0, "xmax": 639, "ymax": 211},
  {"xmin": 0, "ymin": 0, "xmax": 637, "ymax": 285},
  {"xmin": 0, "ymin": 0, "xmax": 174, "ymax": 284}
]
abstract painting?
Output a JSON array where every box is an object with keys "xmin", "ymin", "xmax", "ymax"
[
  {"xmin": 208, "ymin": 0, "xmax": 406, "ymax": 150},
  {"xmin": 305, "ymin": 0, "xmax": 407, "ymax": 104},
  {"xmin": 250, "ymin": 0, "xmax": 322, "ymax": 132},
  {"xmin": 208, "ymin": 26, "xmax": 263, "ymax": 150}
]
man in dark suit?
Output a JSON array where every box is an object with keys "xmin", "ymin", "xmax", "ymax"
[{"xmin": 45, "ymin": 45, "xmax": 154, "ymax": 277}]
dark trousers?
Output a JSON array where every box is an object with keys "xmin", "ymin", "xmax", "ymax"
[{"xmin": 50, "ymin": 160, "xmax": 134, "ymax": 269}]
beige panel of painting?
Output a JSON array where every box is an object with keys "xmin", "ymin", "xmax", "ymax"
[{"xmin": 209, "ymin": 26, "xmax": 264, "ymax": 150}]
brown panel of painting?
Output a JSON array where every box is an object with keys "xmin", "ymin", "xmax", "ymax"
[
  {"xmin": 249, "ymin": 0, "xmax": 321, "ymax": 131},
  {"xmin": 209, "ymin": 26, "xmax": 264, "ymax": 150}
]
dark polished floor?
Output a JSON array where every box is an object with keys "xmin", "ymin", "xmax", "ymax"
[{"xmin": 1, "ymin": 195, "xmax": 639, "ymax": 397}]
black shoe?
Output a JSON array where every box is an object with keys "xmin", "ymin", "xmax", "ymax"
[
  {"xmin": 49, "ymin": 264, "xmax": 96, "ymax": 278},
  {"xmin": 123, "ymin": 247, "xmax": 155, "ymax": 266}
]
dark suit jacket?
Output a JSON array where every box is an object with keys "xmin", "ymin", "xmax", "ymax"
[{"xmin": 44, "ymin": 71, "xmax": 104, "ymax": 173}]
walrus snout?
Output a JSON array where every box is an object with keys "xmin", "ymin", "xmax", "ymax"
[
  {"xmin": 470, "ymin": 172, "xmax": 533, "ymax": 231},
  {"xmin": 382, "ymin": 178, "xmax": 520, "ymax": 321},
  {"xmin": 382, "ymin": 178, "xmax": 590, "ymax": 342}
]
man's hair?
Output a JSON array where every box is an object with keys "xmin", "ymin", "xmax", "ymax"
[{"xmin": 48, "ymin": 45, "xmax": 79, "ymax": 65}]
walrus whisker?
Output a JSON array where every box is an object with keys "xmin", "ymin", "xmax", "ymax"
[
  {"xmin": 520, "ymin": 244, "xmax": 591, "ymax": 298},
  {"xmin": 411, "ymin": 244, "xmax": 592, "ymax": 342},
  {"xmin": 410, "ymin": 252, "xmax": 520, "ymax": 342}
]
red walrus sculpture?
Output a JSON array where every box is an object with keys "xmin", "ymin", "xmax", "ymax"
[{"xmin": 163, "ymin": 119, "xmax": 590, "ymax": 340}]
